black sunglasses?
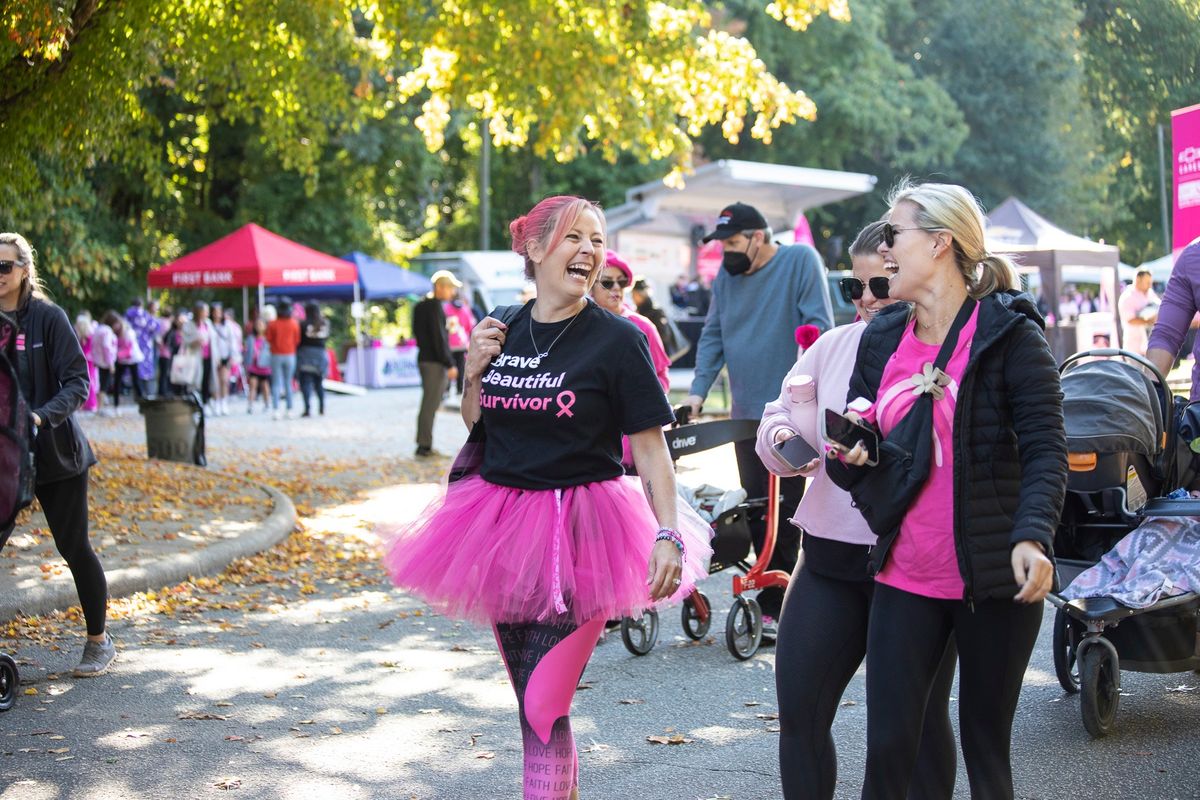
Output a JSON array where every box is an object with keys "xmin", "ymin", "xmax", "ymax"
[
  {"xmin": 598, "ymin": 278, "xmax": 629, "ymax": 290},
  {"xmin": 839, "ymin": 276, "xmax": 891, "ymax": 303},
  {"xmin": 881, "ymin": 222, "xmax": 941, "ymax": 248},
  {"xmin": 0, "ymin": 260, "xmax": 20, "ymax": 275}
]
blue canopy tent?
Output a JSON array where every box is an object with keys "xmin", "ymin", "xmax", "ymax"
[
  {"xmin": 278, "ymin": 252, "xmax": 432, "ymax": 301},
  {"xmin": 267, "ymin": 253, "xmax": 432, "ymax": 388}
]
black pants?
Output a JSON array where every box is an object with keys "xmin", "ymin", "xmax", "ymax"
[
  {"xmin": 299, "ymin": 371, "xmax": 324, "ymax": 414},
  {"xmin": 733, "ymin": 438, "xmax": 802, "ymax": 618},
  {"xmin": 110, "ymin": 362, "xmax": 145, "ymax": 407},
  {"xmin": 2, "ymin": 471, "xmax": 106, "ymax": 636},
  {"xmin": 452, "ymin": 350, "xmax": 467, "ymax": 395},
  {"xmin": 157, "ymin": 356, "xmax": 173, "ymax": 397},
  {"xmin": 200, "ymin": 356, "xmax": 212, "ymax": 403},
  {"xmin": 777, "ymin": 561, "xmax": 957, "ymax": 800},
  {"xmin": 863, "ymin": 583, "xmax": 1044, "ymax": 800}
]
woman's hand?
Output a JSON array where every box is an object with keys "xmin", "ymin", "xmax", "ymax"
[
  {"xmin": 646, "ymin": 540, "xmax": 683, "ymax": 601},
  {"xmin": 1012, "ymin": 540, "xmax": 1054, "ymax": 603},
  {"xmin": 823, "ymin": 409, "xmax": 872, "ymax": 466},
  {"xmin": 465, "ymin": 317, "xmax": 507, "ymax": 380}
]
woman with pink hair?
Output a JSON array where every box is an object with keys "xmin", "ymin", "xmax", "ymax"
[{"xmin": 384, "ymin": 195, "xmax": 711, "ymax": 800}]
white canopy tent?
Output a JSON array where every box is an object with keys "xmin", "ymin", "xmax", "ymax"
[{"xmin": 605, "ymin": 158, "xmax": 877, "ymax": 297}]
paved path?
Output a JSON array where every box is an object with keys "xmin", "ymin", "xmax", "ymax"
[{"xmin": 1, "ymin": 388, "xmax": 1198, "ymax": 799}]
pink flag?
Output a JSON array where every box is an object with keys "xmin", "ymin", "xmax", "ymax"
[{"xmin": 792, "ymin": 213, "xmax": 816, "ymax": 247}]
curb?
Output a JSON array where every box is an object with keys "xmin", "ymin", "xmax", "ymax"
[{"xmin": 0, "ymin": 472, "xmax": 297, "ymax": 623}]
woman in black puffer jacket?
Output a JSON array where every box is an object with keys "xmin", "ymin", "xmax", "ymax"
[{"xmin": 826, "ymin": 182, "xmax": 1067, "ymax": 800}]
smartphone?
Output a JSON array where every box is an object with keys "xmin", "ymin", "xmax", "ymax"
[
  {"xmin": 773, "ymin": 435, "xmax": 820, "ymax": 470},
  {"xmin": 823, "ymin": 408, "xmax": 880, "ymax": 467}
]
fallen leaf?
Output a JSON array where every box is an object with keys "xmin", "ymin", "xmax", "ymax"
[
  {"xmin": 618, "ymin": 699, "xmax": 645, "ymax": 705},
  {"xmin": 215, "ymin": 778, "xmax": 242, "ymax": 790},
  {"xmin": 47, "ymin": 748, "xmax": 70, "ymax": 754},
  {"xmin": 646, "ymin": 734, "xmax": 694, "ymax": 745},
  {"xmin": 178, "ymin": 711, "xmax": 227, "ymax": 721},
  {"xmin": 755, "ymin": 712, "xmax": 779, "ymax": 720},
  {"xmin": 476, "ymin": 751, "xmax": 496, "ymax": 759}
]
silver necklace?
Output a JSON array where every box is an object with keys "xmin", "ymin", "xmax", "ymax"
[{"xmin": 528, "ymin": 303, "xmax": 584, "ymax": 368}]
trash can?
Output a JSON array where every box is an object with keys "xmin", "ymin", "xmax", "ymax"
[{"xmin": 140, "ymin": 393, "xmax": 206, "ymax": 467}]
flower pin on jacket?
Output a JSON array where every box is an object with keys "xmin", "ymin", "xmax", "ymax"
[{"xmin": 911, "ymin": 362, "xmax": 951, "ymax": 400}]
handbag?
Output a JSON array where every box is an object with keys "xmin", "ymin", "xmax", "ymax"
[
  {"xmin": 169, "ymin": 351, "xmax": 199, "ymax": 386},
  {"xmin": 0, "ymin": 312, "xmax": 35, "ymax": 536},
  {"xmin": 838, "ymin": 298, "xmax": 977, "ymax": 574},
  {"xmin": 447, "ymin": 303, "xmax": 525, "ymax": 483}
]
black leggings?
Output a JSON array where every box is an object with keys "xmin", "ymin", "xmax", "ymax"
[
  {"xmin": 777, "ymin": 563, "xmax": 957, "ymax": 800},
  {"xmin": 863, "ymin": 583, "xmax": 1044, "ymax": 800},
  {"xmin": 2, "ymin": 471, "xmax": 107, "ymax": 636}
]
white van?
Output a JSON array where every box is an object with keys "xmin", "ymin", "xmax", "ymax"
[{"xmin": 411, "ymin": 251, "xmax": 532, "ymax": 315}]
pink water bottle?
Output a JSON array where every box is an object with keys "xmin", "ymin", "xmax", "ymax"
[{"xmin": 786, "ymin": 374, "xmax": 818, "ymax": 438}]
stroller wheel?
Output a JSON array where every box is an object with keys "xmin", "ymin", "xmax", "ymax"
[
  {"xmin": 621, "ymin": 609, "xmax": 659, "ymax": 656},
  {"xmin": 725, "ymin": 596, "xmax": 763, "ymax": 661},
  {"xmin": 0, "ymin": 654, "xmax": 18, "ymax": 712},
  {"xmin": 681, "ymin": 592, "xmax": 712, "ymax": 640},
  {"xmin": 1079, "ymin": 639, "xmax": 1120, "ymax": 738},
  {"xmin": 1052, "ymin": 610, "xmax": 1082, "ymax": 694}
]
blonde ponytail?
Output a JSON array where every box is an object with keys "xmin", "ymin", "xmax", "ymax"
[{"xmin": 971, "ymin": 253, "xmax": 1018, "ymax": 299}]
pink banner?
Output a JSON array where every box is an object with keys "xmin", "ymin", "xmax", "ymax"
[{"xmin": 1173, "ymin": 103, "xmax": 1200, "ymax": 250}]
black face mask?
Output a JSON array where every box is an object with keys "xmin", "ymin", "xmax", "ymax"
[
  {"xmin": 722, "ymin": 250, "xmax": 752, "ymax": 275},
  {"xmin": 721, "ymin": 236, "xmax": 759, "ymax": 276}
]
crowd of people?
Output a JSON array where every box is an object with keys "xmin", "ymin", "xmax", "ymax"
[
  {"xmin": 71, "ymin": 297, "xmax": 334, "ymax": 420},
  {"xmin": 5, "ymin": 175, "xmax": 1198, "ymax": 800}
]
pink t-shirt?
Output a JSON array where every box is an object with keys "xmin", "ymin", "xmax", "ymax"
[{"xmin": 868, "ymin": 307, "xmax": 979, "ymax": 600}]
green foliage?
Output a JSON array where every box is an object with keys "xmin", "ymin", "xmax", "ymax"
[
  {"xmin": 905, "ymin": 0, "xmax": 1111, "ymax": 233},
  {"xmin": 1076, "ymin": 0, "xmax": 1200, "ymax": 262}
]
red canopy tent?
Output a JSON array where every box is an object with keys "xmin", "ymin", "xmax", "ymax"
[
  {"xmin": 148, "ymin": 223, "xmax": 365, "ymax": 378},
  {"xmin": 147, "ymin": 223, "xmax": 358, "ymax": 304}
]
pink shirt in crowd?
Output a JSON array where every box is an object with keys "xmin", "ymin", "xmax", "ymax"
[
  {"xmin": 863, "ymin": 307, "xmax": 979, "ymax": 600},
  {"xmin": 622, "ymin": 308, "xmax": 671, "ymax": 393},
  {"xmin": 756, "ymin": 321, "xmax": 876, "ymax": 546}
]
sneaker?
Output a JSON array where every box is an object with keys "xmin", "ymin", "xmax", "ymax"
[
  {"xmin": 760, "ymin": 615, "xmax": 778, "ymax": 647},
  {"xmin": 414, "ymin": 446, "xmax": 438, "ymax": 458},
  {"xmin": 271, "ymin": 409, "xmax": 281, "ymax": 420},
  {"xmin": 73, "ymin": 634, "xmax": 116, "ymax": 678}
]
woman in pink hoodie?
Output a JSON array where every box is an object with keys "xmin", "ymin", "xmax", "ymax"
[{"xmin": 756, "ymin": 221, "xmax": 956, "ymax": 800}]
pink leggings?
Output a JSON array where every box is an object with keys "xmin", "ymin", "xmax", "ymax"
[{"xmin": 494, "ymin": 617, "xmax": 605, "ymax": 800}]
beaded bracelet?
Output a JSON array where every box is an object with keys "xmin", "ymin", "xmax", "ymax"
[{"xmin": 654, "ymin": 527, "xmax": 685, "ymax": 559}]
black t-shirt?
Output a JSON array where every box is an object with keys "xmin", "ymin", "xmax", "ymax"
[{"xmin": 479, "ymin": 299, "xmax": 673, "ymax": 490}]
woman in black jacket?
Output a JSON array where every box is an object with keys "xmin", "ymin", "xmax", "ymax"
[
  {"xmin": 0, "ymin": 233, "xmax": 114, "ymax": 677},
  {"xmin": 826, "ymin": 183, "xmax": 1066, "ymax": 800}
]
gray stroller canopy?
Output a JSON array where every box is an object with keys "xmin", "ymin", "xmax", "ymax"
[{"xmin": 1061, "ymin": 359, "xmax": 1161, "ymax": 456}]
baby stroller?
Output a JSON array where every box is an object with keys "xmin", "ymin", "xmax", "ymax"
[
  {"xmin": 1049, "ymin": 348, "xmax": 1200, "ymax": 738},
  {"xmin": 619, "ymin": 410, "xmax": 789, "ymax": 661},
  {"xmin": 0, "ymin": 311, "xmax": 35, "ymax": 712}
]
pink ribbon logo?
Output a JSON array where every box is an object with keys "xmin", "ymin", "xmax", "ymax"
[{"xmin": 555, "ymin": 391, "xmax": 576, "ymax": 418}]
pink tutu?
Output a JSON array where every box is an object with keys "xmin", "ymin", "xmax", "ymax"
[{"xmin": 381, "ymin": 475, "xmax": 713, "ymax": 625}]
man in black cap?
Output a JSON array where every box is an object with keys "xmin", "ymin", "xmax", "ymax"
[{"xmin": 685, "ymin": 201, "xmax": 834, "ymax": 637}]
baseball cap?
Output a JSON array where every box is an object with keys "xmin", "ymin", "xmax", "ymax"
[
  {"xmin": 701, "ymin": 202, "xmax": 769, "ymax": 243},
  {"xmin": 430, "ymin": 269, "xmax": 463, "ymax": 288}
]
